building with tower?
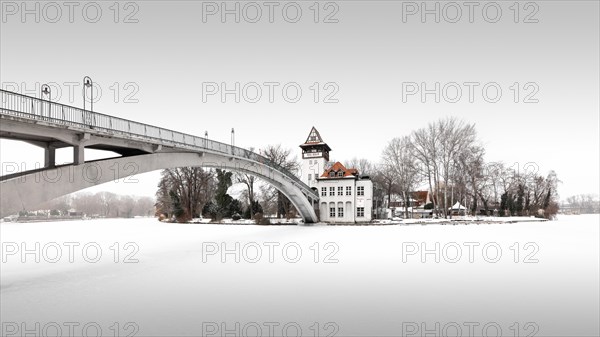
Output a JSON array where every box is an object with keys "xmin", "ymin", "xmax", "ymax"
[{"xmin": 300, "ymin": 127, "xmax": 373, "ymax": 223}]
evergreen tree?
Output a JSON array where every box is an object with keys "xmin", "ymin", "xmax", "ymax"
[
  {"xmin": 169, "ymin": 190, "xmax": 185, "ymax": 221},
  {"xmin": 500, "ymin": 192, "xmax": 508, "ymax": 216},
  {"xmin": 516, "ymin": 184, "xmax": 525, "ymax": 215},
  {"xmin": 228, "ymin": 199, "xmax": 243, "ymax": 219},
  {"xmin": 203, "ymin": 200, "xmax": 218, "ymax": 220},
  {"xmin": 244, "ymin": 200, "xmax": 263, "ymax": 219},
  {"xmin": 214, "ymin": 169, "xmax": 241, "ymax": 218}
]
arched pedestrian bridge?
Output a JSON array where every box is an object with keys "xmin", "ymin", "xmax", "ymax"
[{"xmin": 0, "ymin": 89, "xmax": 319, "ymax": 223}]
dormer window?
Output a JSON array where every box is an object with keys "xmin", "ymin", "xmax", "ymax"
[
  {"xmin": 337, "ymin": 171, "xmax": 344, "ymax": 177},
  {"xmin": 329, "ymin": 171, "xmax": 335, "ymax": 178}
]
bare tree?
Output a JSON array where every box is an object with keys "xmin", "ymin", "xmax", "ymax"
[
  {"xmin": 344, "ymin": 158, "xmax": 376, "ymax": 177},
  {"xmin": 236, "ymin": 147, "xmax": 258, "ymax": 219},
  {"xmin": 98, "ymin": 191, "xmax": 118, "ymax": 217},
  {"xmin": 118, "ymin": 195, "xmax": 136, "ymax": 218},
  {"xmin": 381, "ymin": 136, "xmax": 421, "ymax": 217},
  {"xmin": 258, "ymin": 183, "xmax": 278, "ymax": 217},
  {"xmin": 156, "ymin": 167, "xmax": 216, "ymax": 221},
  {"xmin": 133, "ymin": 196, "xmax": 155, "ymax": 217},
  {"xmin": 436, "ymin": 118, "xmax": 477, "ymax": 218},
  {"xmin": 410, "ymin": 118, "xmax": 478, "ymax": 218},
  {"xmin": 372, "ymin": 164, "xmax": 398, "ymax": 208},
  {"xmin": 565, "ymin": 194, "xmax": 600, "ymax": 214},
  {"xmin": 261, "ymin": 144, "xmax": 299, "ymax": 219},
  {"xmin": 482, "ymin": 162, "xmax": 505, "ymax": 211},
  {"xmin": 72, "ymin": 192, "xmax": 101, "ymax": 216},
  {"xmin": 411, "ymin": 123, "xmax": 441, "ymax": 217},
  {"xmin": 457, "ymin": 145, "xmax": 485, "ymax": 215}
]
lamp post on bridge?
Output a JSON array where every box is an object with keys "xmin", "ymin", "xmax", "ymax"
[
  {"xmin": 204, "ymin": 131, "xmax": 208, "ymax": 148},
  {"xmin": 83, "ymin": 76, "xmax": 93, "ymax": 112},
  {"xmin": 40, "ymin": 84, "xmax": 55, "ymax": 166},
  {"xmin": 41, "ymin": 84, "xmax": 51, "ymax": 119},
  {"xmin": 231, "ymin": 128, "xmax": 235, "ymax": 155},
  {"xmin": 83, "ymin": 76, "xmax": 94, "ymax": 127},
  {"xmin": 41, "ymin": 84, "xmax": 51, "ymax": 100}
]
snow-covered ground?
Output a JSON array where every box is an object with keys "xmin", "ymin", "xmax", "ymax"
[
  {"xmin": 374, "ymin": 215, "xmax": 549, "ymax": 226},
  {"xmin": 1, "ymin": 215, "xmax": 598, "ymax": 336}
]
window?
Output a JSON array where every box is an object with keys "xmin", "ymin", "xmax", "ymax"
[
  {"xmin": 338, "ymin": 207, "xmax": 344, "ymax": 217},
  {"xmin": 308, "ymin": 174, "xmax": 312, "ymax": 181},
  {"xmin": 321, "ymin": 187, "xmax": 327, "ymax": 197},
  {"xmin": 330, "ymin": 207, "xmax": 336, "ymax": 218},
  {"xmin": 329, "ymin": 187, "xmax": 335, "ymax": 196},
  {"xmin": 357, "ymin": 186, "xmax": 365, "ymax": 196},
  {"xmin": 337, "ymin": 171, "xmax": 344, "ymax": 177},
  {"xmin": 329, "ymin": 171, "xmax": 335, "ymax": 178},
  {"xmin": 338, "ymin": 186, "xmax": 343, "ymax": 196},
  {"xmin": 357, "ymin": 207, "xmax": 365, "ymax": 217},
  {"xmin": 346, "ymin": 186, "xmax": 352, "ymax": 196}
]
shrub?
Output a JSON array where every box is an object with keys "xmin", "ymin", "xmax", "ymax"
[{"xmin": 254, "ymin": 213, "xmax": 271, "ymax": 225}]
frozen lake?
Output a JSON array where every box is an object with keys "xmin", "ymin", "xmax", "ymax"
[{"xmin": 1, "ymin": 215, "xmax": 598, "ymax": 336}]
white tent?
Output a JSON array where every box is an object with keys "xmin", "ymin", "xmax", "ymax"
[{"xmin": 448, "ymin": 202, "xmax": 467, "ymax": 210}]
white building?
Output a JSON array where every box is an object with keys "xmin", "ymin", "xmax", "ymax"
[{"xmin": 300, "ymin": 127, "xmax": 373, "ymax": 223}]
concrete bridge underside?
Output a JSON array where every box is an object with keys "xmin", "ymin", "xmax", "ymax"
[{"xmin": 0, "ymin": 152, "xmax": 320, "ymax": 223}]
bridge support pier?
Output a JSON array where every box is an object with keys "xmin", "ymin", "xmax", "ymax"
[
  {"xmin": 73, "ymin": 145, "xmax": 84, "ymax": 165},
  {"xmin": 44, "ymin": 146, "xmax": 56, "ymax": 168}
]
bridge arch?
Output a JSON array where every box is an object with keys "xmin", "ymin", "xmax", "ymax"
[{"xmin": 0, "ymin": 152, "xmax": 320, "ymax": 223}]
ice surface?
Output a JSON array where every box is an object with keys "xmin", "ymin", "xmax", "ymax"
[{"xmin": 1, "ymin": 215, "xmax": 598, "ymax": 336}]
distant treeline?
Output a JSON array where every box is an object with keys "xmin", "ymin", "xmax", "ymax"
[
  {"xmin": 562, "ymin": 194, "xmax": 600, "ymax": 214},
  {"xmin": 15, "ymin": 192, "xmax": 156, "ymax": 218}
]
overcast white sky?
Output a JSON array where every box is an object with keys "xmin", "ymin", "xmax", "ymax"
[{"xmin": 1, "ymin": 1, "xmax": 598, "ymax": 200}]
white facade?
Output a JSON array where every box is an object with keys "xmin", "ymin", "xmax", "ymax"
[
  {"xmin": 301, "ymin": 156, "xmax": 328, "ymax": 189},
  {"xmin": 299, "ymin": 127, "xmax": 373, "ymax": 223},
  {"xmin": 316, "ymin": 177, "xmax": 373, "ymax": 223}
]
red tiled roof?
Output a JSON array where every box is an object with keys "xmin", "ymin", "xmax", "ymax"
[
  {"xmin": 320, "ymin": 162, "xmax": 359, "ymax": 178},
  {"xmin": 411, "ymin": 191, "xmax": 429, "ymax": 203}
]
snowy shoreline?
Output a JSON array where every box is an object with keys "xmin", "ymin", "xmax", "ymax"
[
  {"xmin": 370, "ymin": 216, "xmax": 549, "ymax": 226},
  {"xmin": 2, "ymin": 215, "xmax": 551, "ymax": 226},
  {"xmin": 161, "ymin": 216, "xmax": 551, "ymax": 226}
]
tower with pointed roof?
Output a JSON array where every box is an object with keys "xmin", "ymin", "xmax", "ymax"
[
  {"xmin": 299, "ymin": 127, "xmax": 373, "ymax": 223},
  {"xmin": 300, "ymin": 127, "xmax": 331, "ymax": 188}
]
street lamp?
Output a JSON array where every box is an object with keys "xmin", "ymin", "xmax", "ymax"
[
  {"xmin": 204, "ymin": 131, "xmax": 208, "ymax": 148},
  {"xmin": 231, "ymin": 128, "xmax": 235, "ymax": 156},
  {"xmin": 41, "ymin": 84, "xmax": 51, "ymax": 99},
  {"xmin": 41, "ymin": 84, "xmax": 51, "ymax": 119},
  {"xmin": 83, "ymin": 76, "xmax": 93, "ymax": 112}
]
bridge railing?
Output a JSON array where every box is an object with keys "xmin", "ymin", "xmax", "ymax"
[{"xmin": 0, "ymin": 89, "xmax": 318, "ymax": 199}]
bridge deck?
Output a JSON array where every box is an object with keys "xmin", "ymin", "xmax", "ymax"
[{"xmin": 0, "ymin": 89, "xmax": 318, "ymax": 199}]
